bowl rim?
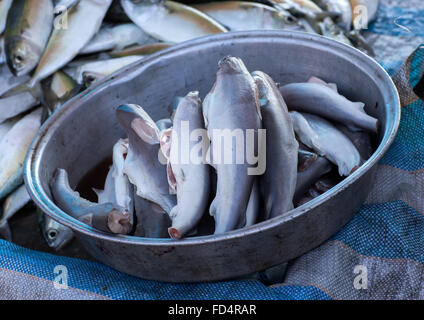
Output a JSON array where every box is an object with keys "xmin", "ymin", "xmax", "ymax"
[{"xmin": 24, "ymin": 30, "xmax": 401, "ymax": 246}]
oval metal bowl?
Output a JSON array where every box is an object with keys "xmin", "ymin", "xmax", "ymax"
[{"xmin": 25, "ymin": 31, "xmax": 400, "ymax": 282}]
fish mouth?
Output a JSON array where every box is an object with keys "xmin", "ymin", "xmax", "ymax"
[{"xmin": 218, "ymin": 56, "xmax": 246, "ymax": 74}]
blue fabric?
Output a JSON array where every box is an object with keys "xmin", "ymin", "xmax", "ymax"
[{"xmin": 1, "ymin": 0, "xmax": 423, "ymax": 300}]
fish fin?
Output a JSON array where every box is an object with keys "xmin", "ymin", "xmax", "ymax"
[
  {"xmin": 159, "ymin": 128, "xmax": 173, "ymax": 160},
  {"xmin": 0, "ymin": 81, "xmax": 42, "ymax": 101},
  {"xmin": 131, "ymin": 117, "xmax": 160, "ymax": 145},
  {"xmin": 78, "ymin": 213, "xmax": 93, "ymax": 226},
  {"xmin": 353, "ymin": 101, "xmax": 366, "ymax": 113},
  {"xmin": 92, "ymin": 188, "xmax": 104, "ymax": 201},
  {"xmin": 0, "ymin": 220, "xmax": 12, "ymax": 241},
  {"xmin": 307, "ymin": 76, "xmax": 338, "ymax": 92}
]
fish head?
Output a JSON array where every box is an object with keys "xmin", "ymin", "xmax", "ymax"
[
  {"xmin": 116, "ymin": 104, "xmax": 160, "ymax": 145},
  {"xmin": 218, "ymin": 56, "xmax": 249, "ymax": 75},
  {"xmin": 107, "ymin": 208, "xmax": 132, "ymax": 234},
  {"xmin": 43, "ymin": 219, "xmax": 74, "ymax": 251},
  {"xmin": 6, "ymin": 38, "xmax": 39, "ymax": 76}
]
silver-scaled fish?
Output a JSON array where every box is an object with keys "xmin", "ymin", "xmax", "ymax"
[
  {"xmin": 290, "ymin": 111, "xmax": 361, "ymax": 176},
  {"xmin": 50, "ymin": 168, "xmax": 132, "ymax": 234},
  {"xmin": 120, "ymin": 0, "xmax": 227, "ymax": 43},
  {"xmin": 0, "ymin": 184, "xmax": 31, "ymax": 241},
  {"xmin": 116, "ymin": 104, "xmax": 177, "ymax": 215},
  {"xmin": 160, "ymin": 91, "xmax": 210, "ymax": 239},
  {"xmin": 38, "ymin": 209, "xmax": 74, "ymax": 251},
  {"xmin": 4, "ymin": 0, "xmax": 53, "ymax": 76},
  {"xmin": 44, "ymin": 70, "xmax": 80, "ymax": 113},
  {"xmin": 108, "ymin": 42, "xmax": 172, "ymax": 58},
  {"xmin": 253, "ymin": 71, "xmax": 298, "ymax": 219},
  {"xmin": 203, "ymin": 56, "xmax": 262, "ymax": 234},
  {"xmin": 280, "ymin": 76, "xmax": 378, "ymax": 132},
  {"xmin": 29, "ymin": 0, "xmax": 113, "ymax": 87},
  {"xmin": 194, "ymin": 1, "xmax": 301, "ymax": 31},
  {"xmin": 0, "ymin": 107, "xmax": 42, "ymax": 200},
  {"xmin": 80, "ymin": 23, "xmax": 155, "ymax": 55}
]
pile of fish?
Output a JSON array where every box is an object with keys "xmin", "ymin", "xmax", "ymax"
[
  {"xmin": 0, "ymin": 0, "xmax": 379, "ymax": 249},
  {"xmin": 51, "ymin": 56, "xmax": 378, "ymax": 240}
]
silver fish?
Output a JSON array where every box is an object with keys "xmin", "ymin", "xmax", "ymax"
[
  {"xmin": 0, "ymin": 184, "xmax": 31, "ymax": 241},
  {"xmin": 108, "ymin": 42, "xmax": 172, "ymax": 58},
  {"xmin": 335, "ymin": 123, "xmax": 373, "ymax": 161},
  {"xmin": 280, "ymin": 77, "xmax": 378, "ymax": 132},
  {"xmin": 4, "ymin": 0, "xmax": 53, "ymax": 76},
  {"xmin": 121, "ymin": 0, "xmax": 227, "ymax": 43},
  {"xmin": 80, "ymin": 23, "xmax": 154, "ymax": 55},
  {"xmin": 68, "ymin": 55, "xmax": 144, "ymax": 85},
  {"xmin": 0, "ymin": 107, "xmax": 42, "ymax": 200},
  {"xmin": 0, "ymin": 91, "xmax": 39, "ymax": 124},
  {"xmin": 50, "ymin": 168, "xmax": 132, "ymax": 234},
  {"xmin": 194, "ymin": 1, "xmax": 300, "ymax": 32},
  {"xmin": 156, "ymin": 118, "xmax": 172, "ymax": 131},
  {"xmin": 290, "ymin": 111, "xmax": 361, "ymax": 176},
  {"xmin": 94, "ymin": 138, "xmax": 134, "ymax": 231},
  {"xmin": 29, "ymin": 0, "xmax": 113, "ymax": 87},
  {"xmin": 203, "ymin": 56, "xmax": 262, "ymax": 234},
  {"xmin": 116, "ymin": 104, "xmax": 177, "ymax": 214},
  {"xmin": 39, "ymin": 211, "xmax": 74, "ymax": 250},
  {"xmin": 45, "ymin": 70, "xmax": 80, "ymax": 113},
  {"xmin": 160, "ymin": 91, "xmax": 210, "ymax": 239},
  {"xmin": 0, "ymin": 0, "xmax": 12, "ymax": 34},
  {"xmin": 0, "ymin": 64, "xmax": 30, "ymax": 96},
  {"xmin": 253, "ymin": 71, "xmax": 298, "ymax": 219},
  {"xmin": 0, "ymin": 116, "xmax": 18, "ymax": 142},
  {"xmin": 298, "ymin": 148, "xmax": 319, "ymax": 172}
]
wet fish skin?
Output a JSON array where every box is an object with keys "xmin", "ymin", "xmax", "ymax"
[
  {"xmin": 0, "ymin": 91, "xmax": 39, "ymax": 124},
  {"xmin": 280, "ymin": 80, "xmax": 378, "ymax": 132},
  {"xmin": 45, "ymin": 70, "xmax": 80, "ymax": 113},
  {"xmin": 116, "ymin": 104, "xmax": 176, "ymax": 214},
  {"xmin": 203, "ymin": 56, "xmax": 262, "ymax": 234},
  {"xmin": 335, "ymin": 123, "xmax": 373, "ymax": 161},
  {"xmin": 80, "ymin": 23, "xmax": 154, "ymax": 55},
  {"xmin": 109, "ymin": 42, "xmax": 172, "ymax": 58},
  {"xmin": 30, "ymin": 0, "xmax": 113, "ymax": 87},
  {"xmin": 162, "ymin": 91, "xmax": 210, "ymax": 239},
  {"xmin": 194, "ymin": 1, "xmax": 301, "ymax": 32},
  {"xmin": 39, "ymin": 210, "xmax": 74, "ymax": 250},
  {"xmin": 0, "ymin": 184, "xmax": 31, "ymax": 241},
  {"xmin": 50, "ymin": 168, "xmax": 131, "ymax": 234},
  {"xmin": 245, "ymin": 179, "xmax": 260, "ymax": 227},
  {"xmin": 5, "ymin": 0, "xmax": 53, "ymax": 76},
  {"xmin": 290, "ymin": 111, "xmax": 361, "ymax": 176},
  {"xmin": 121, "ymin": 0, "xmax": 227, "ymax": 43},
  {"xmin": 253, "ymin": 70, "xmax": 298, "ymax": 219},
  {"xmin": 0, "ymin": 107, "xmax": 42, "ymax": 200}
]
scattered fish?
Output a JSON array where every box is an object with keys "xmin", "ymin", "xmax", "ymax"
[
  {"xmin": 109, "ymin": 42, "xmax": 172, "ymax": 58},
  {"xmin": 290, "ymin": 111, "xmax": 361, "ymax": 176},
  {"xmin": 80, "ymin": 23, "xmax": 154, "ymax": 55},
  {"xmin": 203, "ymin": 56, "xmax": 262, "ymax": 234},
  {"xmin": 39, "ymin": 210, "xmax": 74, "ymax": 250},
  {"xmin": 68, "ymin": 55, "xmax": 143, "ymax": 85},
  {"xmin": 194, "ymin": 1, "xmax": 301, "ymax": 31},
  {"xmin": 0, "ymin": 91, "xmax": 39, "ymax": 124},
  {"xmin": 253, "ymin": 70, "xmax": 298, "ymax": 219},
  {"xmin": 280, "ymin": 77, "xmax": 378, "ymax": 132},
  {"xmin": 0, "ymin": 107, "xmax": 42, "ymax": 200},
  {"xmin": 4, "ymin": 0, "xmax": 53, "ymax": 76},
  {"xmin": 0, "ymin": 184, "xmax": 31, "ymax": 241},
  {"xmin": 121, "ymin": 0, "xmax": 227, "ymax": 43},
  {"xmin": 0, "ymin": 116, "xmax": 18, "ymax": 141},
  {"xmin": 161, "ymin": 91, "xmax": 210, "ymax": 239},
  {"xmin": 116, "ymin": 104, "xmax": 177, "ymax": 214},
  {"xmin": 30, "ymin": 0, "xmax": 113, "ymax": 86},
  {"xmin": 50, "ymin": 168, "xmax": 131, "ymax": 234}
]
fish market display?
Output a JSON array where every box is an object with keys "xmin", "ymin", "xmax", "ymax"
[{"xmin": 0, "ymin": 0, "xmax": 380, "ymax": 249}]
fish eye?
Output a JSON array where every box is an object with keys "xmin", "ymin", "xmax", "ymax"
[
  {"xmin": 14, "ymin": 54, "xmax": 24, "ymax": 64},
  {"xmin": 47, "ymin": 230, "xmax": 57, "ymax": 240}
]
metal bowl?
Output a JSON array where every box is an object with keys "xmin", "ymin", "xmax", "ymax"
[{"xmin": 25, "ymin": 31, "xmax": 400, "ymax": 282}]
